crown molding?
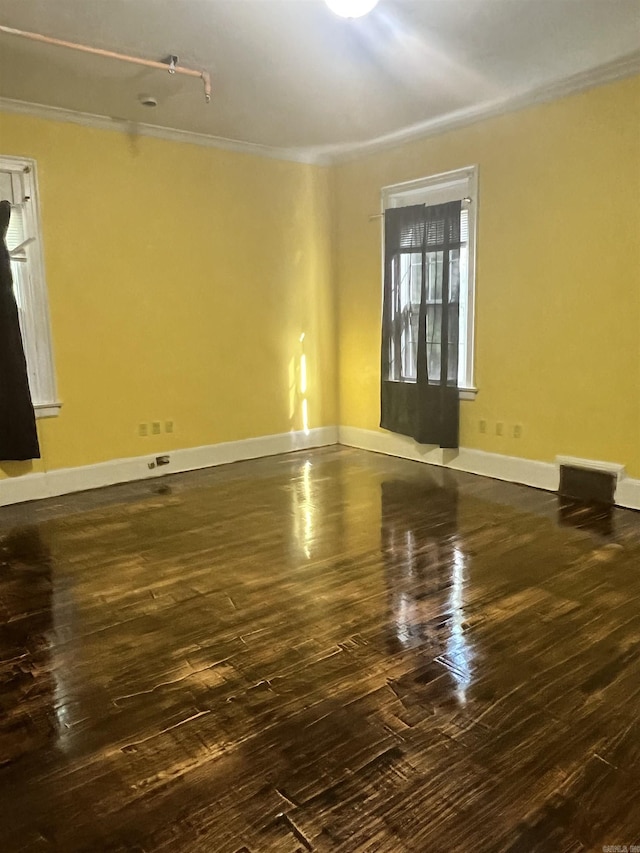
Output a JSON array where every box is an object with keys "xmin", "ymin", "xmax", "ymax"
[
  {"xmin": 318, "ymin": 50, "xmax": 640, "ymax": 164},
  {"xmin": 0, "ymin": 96, "xmax": 327, "ymax": 165},
  {"xmin": 0, "ymin": 50, "xmax": 638, "ymax": 167}
]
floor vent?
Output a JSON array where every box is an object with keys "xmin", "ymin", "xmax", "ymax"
[{"xmin": 558, "ymin": 464, "xmax": 616, "ymax": 505}]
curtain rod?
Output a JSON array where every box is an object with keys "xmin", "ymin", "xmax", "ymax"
[{"xmin": 0, "ymin": 24, "xmax": 212, "ymax": 103}]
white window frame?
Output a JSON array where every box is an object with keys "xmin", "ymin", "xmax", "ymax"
[
  {"xmin": 382, "ymin": 165, "xmax": 478, "ymax": 399},
  {"xmin": 1, "ymin": 155, "xmax": 59, "ymax": 417}
]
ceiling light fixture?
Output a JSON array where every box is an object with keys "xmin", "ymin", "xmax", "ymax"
[{"xmin": 325, "ymin": 0, "xmax": 379, "ymax": 19}]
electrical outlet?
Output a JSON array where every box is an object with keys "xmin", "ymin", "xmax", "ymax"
[
  {"xmin": 138, "ymin": 423, "xmax": 148, "ymax": 437},
  {"xmin": 151, "ymin": 421, "xmax": 161, "ymax": 435},
  {"xmin": 479, "ymin": 419, "xmax": 487, "ymax": 434},
  {"xmin": 496, "ymin": 422, "xmax": 504, "ymax": 437},
  {"xmin": 165, "ymin": 420, "xmax": 174, "ymax": 434},
  {"xmin": 513, "ymin": 424, "xmax": 523, "ymax": 439}
]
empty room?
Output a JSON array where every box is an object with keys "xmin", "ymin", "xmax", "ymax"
[{"xmin": 1, "ymin": 0, "xmax": 639, "ymax": 850}]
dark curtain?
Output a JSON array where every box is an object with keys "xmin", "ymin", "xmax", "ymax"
[
  {"xmin": 0, "ymin": 200, "xmax": 40, "ymax": 461},
  {"xmin": 380, "ymin": 200, "xmax": 461, "ymax": 448}
]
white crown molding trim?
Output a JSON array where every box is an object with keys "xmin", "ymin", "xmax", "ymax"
[
  {"xmin": 0, "ymin": 96, "xmax": 327, "ymax": 166},
  {"xmin": 0, "ymin": 426, "xmax": 338, "ymax": 506},
  {"xmin": 338, "ymin": 426, "xmax": 640, "ymax": 511},
  {"xmin": 318, "ymin": 51, "xmax": 640, "ymax": 164},
  {"xmin": 1, "ymin": 52, "xmax": 638, "ymax": 168}
]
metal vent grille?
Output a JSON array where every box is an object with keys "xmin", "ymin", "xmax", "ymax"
[{"xmin": 559, "ymin": 465, "xmax": 616, "ymax": 505}]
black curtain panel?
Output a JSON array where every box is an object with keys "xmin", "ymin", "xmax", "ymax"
[
  {"xmin": 380, "ymin": 200, "xmax": 462, "ymax": 449},
  {"xmin": 0, "ymin": 200, "xmax": 40, "ymax": 461}
]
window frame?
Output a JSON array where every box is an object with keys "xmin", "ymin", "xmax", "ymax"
[
  {"xmin": 1, "ymin": 154, "xmax": 59, "ymax": 418},
  {"xmin": 381, "ymin": 165, "xmax": 478, "ymax": 399}
]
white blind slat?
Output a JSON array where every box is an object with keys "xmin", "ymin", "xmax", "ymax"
[
  {"xmin": 460, "ymin": 209, "xmax": 469, "ymax": 244},
  {"xmin": 6, "ymin": 204, "xmax": 26, "ymax": 253},
  {"xmin": 1, "ymin": 167, "xmax": 28, "ymax": 253}
]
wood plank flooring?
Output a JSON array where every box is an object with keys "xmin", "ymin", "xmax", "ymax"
[{"xmin": 1, "ymin": 446, "xmax": 639, "ymax": 852}]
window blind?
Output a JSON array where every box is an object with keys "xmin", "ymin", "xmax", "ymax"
[
  {"xmin": 0, "ymin": 168, "xmax": 27, "ymax": 255},
  {"xmin": 6, "ymin": 204, "xmax": 26, "ymax": 254}
]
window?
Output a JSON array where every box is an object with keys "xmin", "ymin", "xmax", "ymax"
[
  {"xmin": 0, "ymin": 156, "xmax": 58, "ymax": 416},
  {"xmin": 382, "ymin": 166, "xmax": 477, "ymax": 397}
]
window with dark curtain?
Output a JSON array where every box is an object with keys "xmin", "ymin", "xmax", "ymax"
[
  {"xmin": 380, "ymin": 200, "xmax": 462, "ymax": 449},
  {"xmin": 0, "ymin": 200, "xmax": 40, "ymax": 461}
]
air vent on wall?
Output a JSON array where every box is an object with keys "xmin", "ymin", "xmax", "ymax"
[{"xmin": 559, "ymin": 464, "xmax": 616, "ymax": 505}]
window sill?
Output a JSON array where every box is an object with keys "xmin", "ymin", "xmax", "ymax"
[
  {"xmin": 459, "ymin": 387, "xmax": 478, "ymax": 401},
  {"xmin": 35, "ymin": 402, "xmax": 62, "ymax": 419}
]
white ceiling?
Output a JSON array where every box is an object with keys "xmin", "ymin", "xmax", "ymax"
[{"xmin": 0, "ymin": 0, "xmax": 639, "ymax": 160}]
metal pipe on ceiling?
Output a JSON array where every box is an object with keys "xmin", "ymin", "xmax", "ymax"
[{"xmin": 0, "ymin": 24, "xmax": 212, "ymax": 103}]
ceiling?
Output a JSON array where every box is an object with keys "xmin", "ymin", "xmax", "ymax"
[{"xmin": 0, "ymin": 0, "xmax": 639, "ymax": 160}]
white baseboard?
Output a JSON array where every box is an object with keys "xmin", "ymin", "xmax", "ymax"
[
  {"xmin": 338, "ymin": 426, "xmax": 640, "ymax": 512},
  {"xmin": 0, "ymin": 426, "xmax": 338, "ymax": 507},
  {"xmin": 615, "ymin": 477, "xmax": 640, "ymax": 512},
  {"xmin": 2, "ymin": 423, "xmax": 639, "ymax": 512}
]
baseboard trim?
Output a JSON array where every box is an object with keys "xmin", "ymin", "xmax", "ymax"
[
  {"xmin": 615, "ymin": 477, "xmax": 640, "ymax": 512},
  {"xmin": 337, "ymin": 426, "xmax": 640, "ymax": 512},
  {"xmin": 2, "ymin": 424, "xmax": 639, "ymax": 512},
  {"xmin": 0, "ymin": 426, "xmax": 338, "ymax": 506}
]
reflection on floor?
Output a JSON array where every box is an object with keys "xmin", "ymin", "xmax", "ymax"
[{"xmin": 1, "ymin": 446, "xmax": 639, "ymax": 851}]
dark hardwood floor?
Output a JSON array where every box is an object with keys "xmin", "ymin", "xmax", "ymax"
[{"xmin": 1, "ymin": 446, "xmax": 639, "ymax": 852}]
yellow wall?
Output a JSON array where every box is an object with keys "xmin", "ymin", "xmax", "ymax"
[
  {"xmin": 1, "ymin": 74, "xmax": 639, "ymax": 487},
  {"xmin": 0, "ymin": 113, "xmax": 337, "ymax": 479},
  {"xmin": 334, "ymin": 75, "xmax": 640, "ymax": 478}
]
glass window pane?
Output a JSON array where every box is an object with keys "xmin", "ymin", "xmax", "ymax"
[
  {"xmin": 399, "ymin": 254, "xmax": 410, "ymax": 310},
  {"xmin": 410, "ymin": 255, "xmax": 422, "ymax": 304},
  {"xmin": 426, "ymin": 252, "xmax": 442, "ymax": 302},
  {"xmin": 390, "ymin": 251, "xmax": 422, "ymax": 382},
  {"xmin": 388, "ymin": 200, "xmax": 474, "ymax": 387},
  {"xmin": 457, "ymin": 240, "xmax": 469, "ymax": 387},
  {"xmin": 426, "ymin": 304, "xmax": 441, "ymax": 344},
  {"xmin": 10, "ymin": 259, "xmax": 40, "ymax": 401},
  {"xmin": 448, "ymin": 342, "xmax": 458, "ymax": 385},
  {"xmin": 427, "ymin": 343, "xmax": 441, "ymax": 383},
  {"xmin": 449, "ymin": 249, "xmax": 460, "ymax": 303}
]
